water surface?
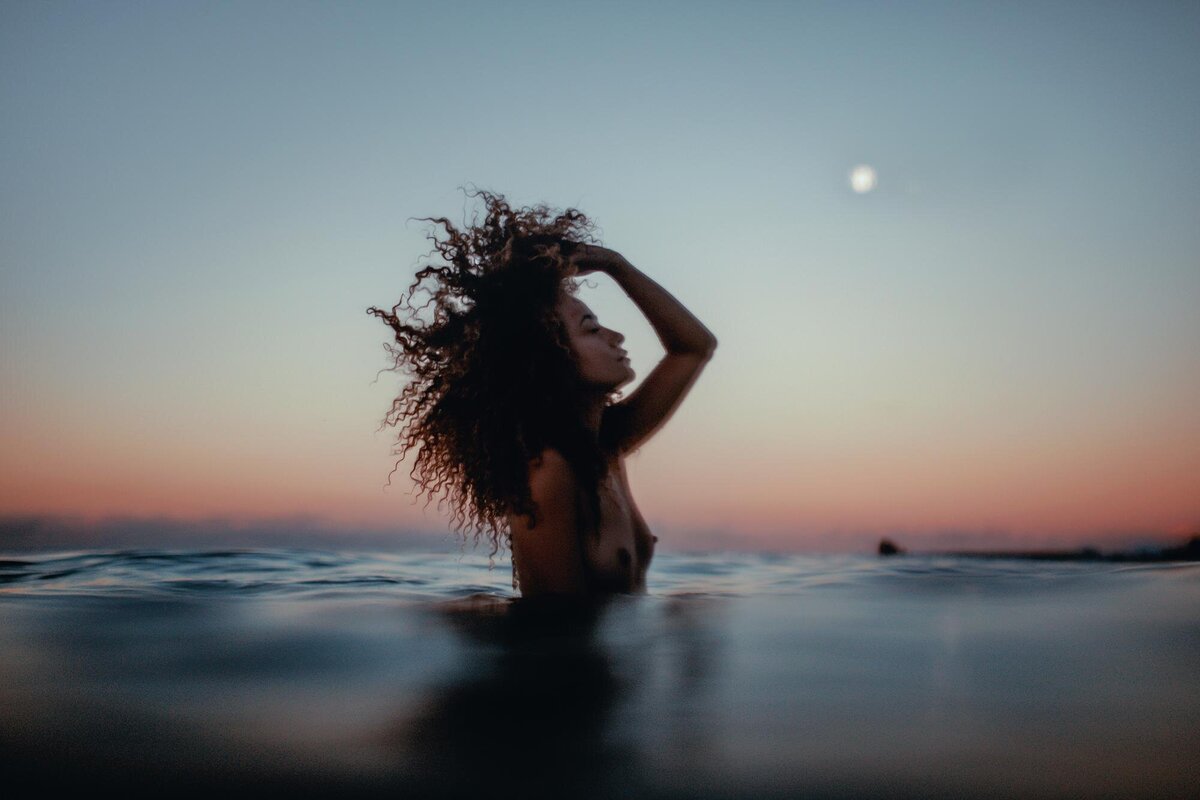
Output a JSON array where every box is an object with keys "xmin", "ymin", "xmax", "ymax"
[{"xmin": 1, "ymin": 549, "xmax": 1196, "ymax": 798}]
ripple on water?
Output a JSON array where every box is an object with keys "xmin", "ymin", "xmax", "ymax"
[{"xmin": 0, "ymin": 548, "xmax": 1194, "ymax": 603}]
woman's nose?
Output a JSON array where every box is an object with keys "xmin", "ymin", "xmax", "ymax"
[{"xmin": 608, "ymin": 329, "xmax": 625, "ymax": 345}]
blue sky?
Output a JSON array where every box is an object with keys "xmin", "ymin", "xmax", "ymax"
[{"xmin": 2, "ymin": 1, "xmax": 1198, "ymax": 551}]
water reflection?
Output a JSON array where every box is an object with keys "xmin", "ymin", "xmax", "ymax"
[
  {"xmin": 391, "ymin": 596, "xmax": 641, "ymax": 798},
  {"xmin": 1, "ymin": 555, "xmax": 1195, "ymax": 798}
]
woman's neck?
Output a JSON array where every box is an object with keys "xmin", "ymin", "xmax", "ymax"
[{"xmin": 581, "ymin": 392, "xmax": 607, "ymax": 435}]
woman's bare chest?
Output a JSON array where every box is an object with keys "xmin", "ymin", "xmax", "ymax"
[{"xmin": 583, "ymin": 463, "xmax": 656, "ymax": 591}]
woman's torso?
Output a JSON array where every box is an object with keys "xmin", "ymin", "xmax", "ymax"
[{"xmin": 508, "ymin": 453, "xmax": 657, "ymax": 595}]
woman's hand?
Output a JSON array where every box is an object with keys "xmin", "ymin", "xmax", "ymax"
[{"xmin": 565, "ymin": 243, "xmax": 630, "ymax": 276}]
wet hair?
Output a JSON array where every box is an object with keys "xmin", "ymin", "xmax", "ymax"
[{"xmin": 367, "ymin": 188, "xmax": 623, "ymax": 587}]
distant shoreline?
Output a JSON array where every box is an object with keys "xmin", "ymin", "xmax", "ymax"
[{"xmin": 880, "ymin": 536, "xmax": 1200, "ymax": 563}]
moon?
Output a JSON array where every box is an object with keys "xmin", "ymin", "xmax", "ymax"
[{"xmin": 849, "ymin": 164, "xmax": 877, "ymax": 194}]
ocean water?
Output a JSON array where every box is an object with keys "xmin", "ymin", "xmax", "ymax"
[{"xmin": 1, "ymin": 549, "xmax": 1196, "ymax": 799}]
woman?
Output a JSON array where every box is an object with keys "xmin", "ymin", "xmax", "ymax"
[{"xmin": 368, "ymin": 190, "xmax": 716, "ymax": 597}]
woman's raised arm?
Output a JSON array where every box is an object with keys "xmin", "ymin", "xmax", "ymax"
[{"xmin": 571, "ymin": 245, "xmax": 718, "ymax": 453}]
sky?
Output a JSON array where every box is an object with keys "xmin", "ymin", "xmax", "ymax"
[{"xmin": 2, "ymin": 1, "xmax": 1198, "ymax": 553}]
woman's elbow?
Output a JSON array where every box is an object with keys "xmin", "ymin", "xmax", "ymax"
[{"xmin": 689, "ymin": 335, "xmax": 717, "ymax": 360}]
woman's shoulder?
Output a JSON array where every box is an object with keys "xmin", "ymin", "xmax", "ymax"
[
  {"xmin": 527, "ymin": 447, "xmax": 576, "ymax": 489},
  {"xmin": 528, "ymin": 444, "xmax": 622, "ymax": 479},
  {"xmin": 510, "ymin": 448, "xmax": 585, "ymax": 565}
]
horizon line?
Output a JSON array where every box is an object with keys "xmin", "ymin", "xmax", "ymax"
[{"xmin": 1, "ymin": 512, "xmax": 1191, "ymax": 556}]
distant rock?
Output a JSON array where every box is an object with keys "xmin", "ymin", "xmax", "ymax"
[
  {"xmin": 1160, "ymin": 536, "xmax": 1200, "ymax": 561},
  {"xmin": 878, "ymin": 538, "xmax": 904, "ymax": 556}
]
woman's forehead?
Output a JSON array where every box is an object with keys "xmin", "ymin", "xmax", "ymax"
[{"xmin": 557, "ymin": 294, "xmax": 593, "ymax": 319}]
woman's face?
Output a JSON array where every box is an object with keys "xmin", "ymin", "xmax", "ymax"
[{"xmin": 556, "ymin": 294, "xmax": 634, "ymax": 390}]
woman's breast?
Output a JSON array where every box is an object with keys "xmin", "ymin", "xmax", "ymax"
[{"xmin": 583, "ymin": 468, "xmax": 656, "ymax": 593}]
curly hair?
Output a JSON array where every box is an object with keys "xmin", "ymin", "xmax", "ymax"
[{"xmin": 367, "ymin": 189, "xmax": 624, "ymax": 587}]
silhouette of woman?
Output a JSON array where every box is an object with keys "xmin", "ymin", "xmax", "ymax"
[{"xmin": 368, "ymin": 189, "xmax": 716, "ymax": 597}]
